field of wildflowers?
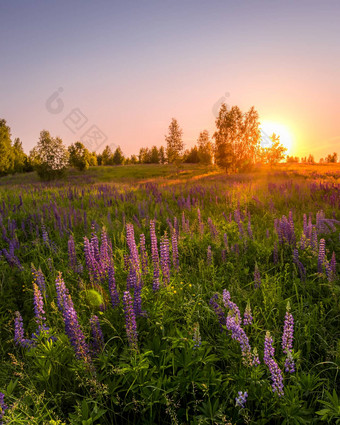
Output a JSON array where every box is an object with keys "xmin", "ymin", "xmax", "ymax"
[{"xmin": 0, "ymin": 164, "xmax": 339, "ymax": 424}]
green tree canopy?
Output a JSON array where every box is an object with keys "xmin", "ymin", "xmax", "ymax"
[
  {"xmin": 165, "ymin": 118, "xmax": 184, "ymax": 164},
  {"xmin": 0, "ymin": 119, "xmax": 14, "ymax": 176},
  {"xmin": 213, "ymin": 105, "xmax": 261, "ymax": 173},
  {"xmin": 68, "ymin": 141, "xmax": 91, "ymax": 171},
  {"xmin": 30, "ymin": 130, "xmax": 69, "ymax": 180}
]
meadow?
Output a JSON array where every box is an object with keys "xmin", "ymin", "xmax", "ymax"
[{"xmin": 0, "ymin": 163, "xmax": 339, "ymax": 424}]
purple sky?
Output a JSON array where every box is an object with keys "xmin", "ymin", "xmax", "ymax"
[{"xmin": 1, "ymin": 0, "xmax": 340, "ymax": 159}]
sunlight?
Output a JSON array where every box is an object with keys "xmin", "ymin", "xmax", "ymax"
[{"xmin": 260, "ymin": 121, "xmax": 294, "ymax": 154}]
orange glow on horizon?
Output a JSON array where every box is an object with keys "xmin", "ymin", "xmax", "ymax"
[{"xmin": 260, "ymin": 121, "xmax": 295, "ymax": 155}]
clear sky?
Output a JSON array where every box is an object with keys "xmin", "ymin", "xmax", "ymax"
[{"xmin": 1, "ymin": 0, "xmax": 339, "ymax": 159}]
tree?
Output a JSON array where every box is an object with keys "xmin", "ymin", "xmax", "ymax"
[
  {"xmin": 307, "ymin": 154, "xmax": 315, "ymax": 164},
  {"xmin": 68, "ymin": 141, "xmax": 91, "ymax": 171},
  {"xmin": 286, "ymin": 155, "xmax": 299, "ymax": 163},
  {"xmin": 213, "ymin": 104, "xmax": 261, "ymax": 173},
  {"xmin": 101, "ymin": 145, "xmax": 114, "ymax": 165},
  {"xmin": 0, "ymin": 119, "xmax": 14, "ymax": 176},
  {"xmin": 165, "ymin": 118, "xmax": 184, "ymax": 163},
  {"xmin": 112, "ymin": 146, "xmax": 124, "ymax": 165},
  {"xmin": 183, "ymin": 146, "xmax": 200, "ymax": 163},
  {"xmin": 12, "ymin": 138, "xmax": 27, "ymax": 173},
  {"xmin": 326, "ymin": 152, "xmax": 337, "ymax": 163},
  {"xmin": 150, "ymin": 146, "xmax": 160, "ymax": 164},
  {"xmin": 262, "ymin": 133, "xmax": 287, "ymax": 165},
  {"xmin": 130, "ymin": 154, "xmax": 138, "ymax": 164},
  {"xmin": 159, "ymin": 146, "xmax": 166, "ymax": 164},
  {"xmin": 197, "ymin": 130, "xmax": 214, "ymax": 164},
  {"xmin": 30, "ymin": 130, "xmax": 69, "ymax": 180}
]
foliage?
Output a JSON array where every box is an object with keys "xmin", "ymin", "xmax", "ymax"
[
  {"xmin": 165, "ymin": 118, "xmax": 184, "ymax": 163},
  {"xmin": 213, "ymin": 104, "xmax": 261, "ymax": 172},
  {"xmin": 261, "ymin": 134, "xmax": 287, "ymax": 165},
  {"xmin": 0, "ymin": 119, "xmax": 14, "ymax": 176},
  {"xmin": 68, "ymin": 142, "xmax": 92, "ymax": 171},
  {"xmin": 0, "ymin": 157, "xmax": 340, "ymax": 423},
  {"xmin": 30, "ymin": 130, "xmax": 69, "ymax": 180}
]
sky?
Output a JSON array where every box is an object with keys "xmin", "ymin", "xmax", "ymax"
[{"xmin": 1, "ymin": 0, "xmax": 340, "ymax": 159}]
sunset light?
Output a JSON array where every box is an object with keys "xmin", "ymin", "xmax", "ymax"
[{"xmin": 260, "ymin": 121, "xmax": 294, "ymax": 155}]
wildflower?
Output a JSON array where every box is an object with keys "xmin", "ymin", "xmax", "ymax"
[
  {"xmin": 264, "ymin": 331, "xmax": 284, "ymax": 396},
  {"xmin": 171, "ymin": 229, "xmax": 179, "ymax": 271},
  {"xmin": 160, "ymin": 232, "xmax": 170, "ymax": 285},
  {"xmin": 209, "ymin": 294, "xmax": 226, "ymax": 331},
  {"xmin": 56, "ymin": 274, "xmax": 91, "ymax": 363},
  {"xmin": 123, "ymin": 291, "xmax": 138, "ymax": 350},
  {"xmin": 90, "ymin": 315, "xmax": 104, "ymax": 356},
  {"xmin": 0, "ymin": 392, "xmax": 8, "ymax": 423},
  {"xmin": 282, "ymin": 303, "xmax": 295, "ymax": 374},
  {"xmin": 318, "ymin": 238, "xmax": 326, "ymax": 273},
  {"xmin": 150, "ymin": 220, "xmax": 160, "ymax": 291},
  {"xmin": 235, "ymin": 391, "xmax": 248, "ymax": 408},
  {"xmin": 68, "ymin": 234, "xmax": 77, "ymax": 271},
  {"xmin": 222, "ymin": 289, "xmax": 241, "ymax": 322},
  {"xmin": 243, "ymin": 302, "xmax": 253, "ymax": 326},
  {"xmin": 254, "ymin": 264, "xmax": 261, "ymax": 288},
  {"xmin": 14, "ymin": 311, "xmax": 33, "ymax": 348},
  {"xmin": 33, "ymin": 282, "xmax": 48, "ymax": 335},
  {"xmin": 139, "ymin": 233, "xmax": 148, "ymax": 274},
  {"xmin": 108, "ymin": 265, "xmax": 119, "ymax": 308}
]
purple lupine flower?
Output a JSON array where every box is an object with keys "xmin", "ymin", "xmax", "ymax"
[
  {"xmin": 31, "ymin": 265, "xmax": 46, "ymax": 295},
  {"xmin": 68, "ymin": 234, "xmax": 77, "ymax": 271},
  {"xmin": 251, "ymin": 347, "xmax": 260, "ymax": 366},
  {"xmin": 97, "ymin": 228, "xmax": 112, "ymax": 277},
  {"xmin": 247, "ymin": 218, "xmax": 253, "ymax": 240},
  {"xmin": 33, "ymin": 282, "xmax": 46, "ymax": 331},
  {"xmin": 91, "ymin": 225, "xmax": 100, "ymax": 262},
  {"xmin": 222, "ymin": 290, "xmax": 241, "ymax": 322},
  {"xmin": 273, "ymin": 242, "xmax": 278, "ymax": 264},
  {"xmin": 243, "ymin": 303, "xmax": 253, "ymax": 326},
  {"xmin": 221, "ymin": 249, "xmax": 226, "ymax": 262},
  {"xmin": 235, "ymin": 391, "xmax": 248, "ymax": 408},
  {"xmin": 0, "ymin": 392, "xmax": 8, "ymax": 423},
  {"xmin": 160, "ymin": 233, "xmax": 171, "ymax": 285},
  {"xmin": 126, "ymin": 223, "xmax": 140, "ymax": 274},
  {"xmin": 108, "ymin": 265, "xmax": 119, "ymax": 308},
  {"xmin": 90, "ymin": 315, "xmax": 104, "ymax": 356},
  {"xmin": 264, "ymin": 331, "xmax": 284, "ymax": 396},
  {"xmin": 282, "ymin": 306, "xmax": 294, "ymax": 354},
  {"xmin": 207, "ymin": 217, "xmax": 219, "ymax": 240},
  {"xmin": 150, "ymin": 220, "xmax": 160, "ymax": 291},
  {"xmin": 41, "ymin": 225, "xmax": 49, "ymax": 246},
  {"xmin": 264, "ymin": 331, "xmax": 275, "ymax": 364},
  {"xmin": 254, "ymin": 264, "xmax": 261, "ymax": 289},
  {"xmin": 318, "ymin": 238, "xmax": 326, "ymax": 273},
  {"xmin": 209, "ymin": 294, "xmax": 226, "ymax": 330},
  {"xmin": 14, "ymin": 311, "xmax": 32, "ymax": 348},
  {"xmin": 192, "ymin": 323, "xmax": 201, "ymax": 349},
  {"xmin": 123, "ymin": 291, "xmax": 138, "ymax": 350},
  {"xmin": 55, "ymin": 272, "xmax": 72, "ymax": 311},
  {"xmin": 282, "ymin": 303, "xmax": 295, "ymax": 373},
  {"xmin": 139, "ymin": 234, "xmax": 148, "ymax": 274},
  {"xmin": 226, "ymin": 314, "xmax": 252, "ymax": 362},
  {"xmin": 207, "ymin": 245, "xmax": 212, "ymax": 265},
  {"xmin": 60, "ymin": 286, "xmax": 91, "ymax": 363},
  {"xmin": 223, "ymin": 233, "xmax": 229, "ymax": 252},
  {"xmin": 171, "ymin": 230, "xmax": 179, "ymax": 271}
]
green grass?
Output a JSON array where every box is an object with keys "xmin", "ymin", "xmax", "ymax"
[{"xmin": 0, "ymin": 163, "xmax": 339, "ymax": 424}]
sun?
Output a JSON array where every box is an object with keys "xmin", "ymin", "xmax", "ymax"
[{"xmin": 260, "ymin": 121, "xmax": 294, "ymax": 154}]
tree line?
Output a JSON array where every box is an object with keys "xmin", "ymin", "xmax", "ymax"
[{"xmin": 1, "ymin": 104, "xmax": 338, "ymax": 180}]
